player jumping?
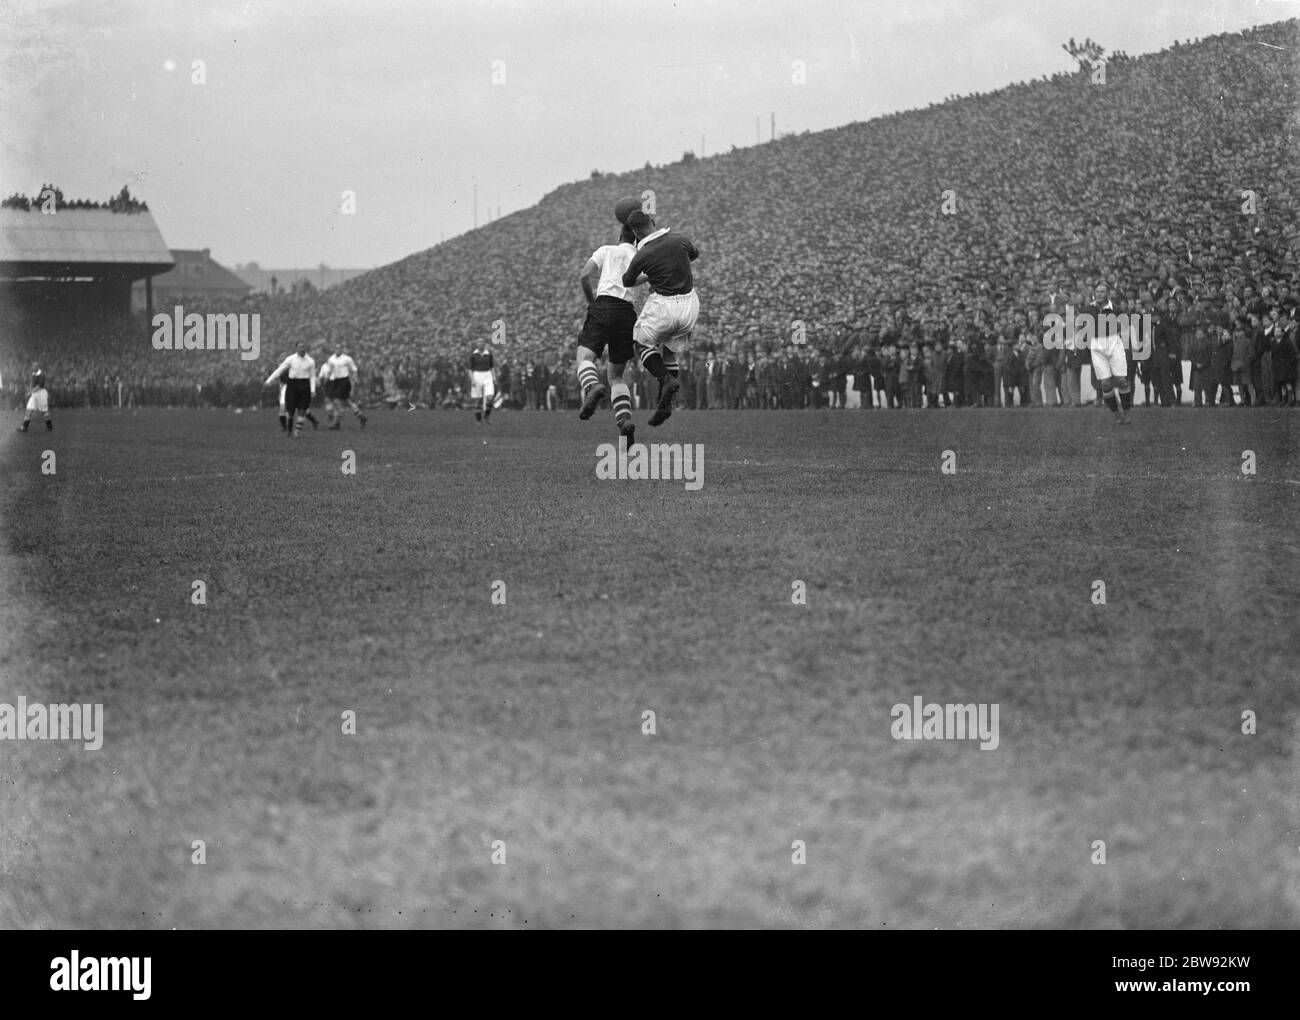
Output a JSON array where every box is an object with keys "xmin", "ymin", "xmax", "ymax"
[
  {"xmin": 575, "ymin": 203, "xmax": 642, "ymax": 444},
  {"xmin": 621, "ymin": 208, "xmax": 699, "ymax": 427}
]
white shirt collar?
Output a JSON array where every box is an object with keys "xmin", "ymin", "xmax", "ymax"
[{"xmin": 636, "ymin": 228, "xmax": 670, "ymax": 249}]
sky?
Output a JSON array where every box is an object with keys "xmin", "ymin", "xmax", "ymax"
[{"xmin": 1, "ymin": 0, "xmax": 1294, "ymax": 269}]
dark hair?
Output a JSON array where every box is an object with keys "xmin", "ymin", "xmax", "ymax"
[{"xmin": 619, "ymin": 223, "xmax": 636, "ymax": 245}]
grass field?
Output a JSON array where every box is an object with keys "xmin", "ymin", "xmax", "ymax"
[{"xmin": 1, "ymin": 404, "xmax": 1297, "ymax": 929}]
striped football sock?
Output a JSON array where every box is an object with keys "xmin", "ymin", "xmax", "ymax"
[
  {"xmin": 611, "ymin": 380, "xmax": 632, "ymax": 428},
  {"xmin": 662, "ymin": 347, "xmax": 679, "ymax": 379},
  {"xmin": 637, "ymin": 344, "xmax": 667, "ymax": 381},
  {"xmin": 577, "ymin": 359, "xmax": 601, "ymax": 397}
]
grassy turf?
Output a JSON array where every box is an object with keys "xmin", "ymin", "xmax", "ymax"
[{"xmin": 1, "ymin": 405, "xmax": 1297, "ymax": 929}]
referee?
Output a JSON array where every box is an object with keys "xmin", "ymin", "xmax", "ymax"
[{"xmin": 265, "ymin": 342, "xmax": 317, "ymax": 436}]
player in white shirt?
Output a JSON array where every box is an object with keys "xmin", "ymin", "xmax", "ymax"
[
  {"xmin": 265, "ymin": 343, "xmax": 317, "ymax": 436},
  {"xmin": 574, "ymin": 198, "xmax": 644, "ymax": 443},
  {"xmin": 318, "ymin": 350, "xmax": 367, "ymax": 430}
]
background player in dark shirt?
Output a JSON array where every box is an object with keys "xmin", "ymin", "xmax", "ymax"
[
  {"xmin": 468, "ymin": 344, "xmax": 497, "ymax": 422},
  {"xmin": 18, "ymin": 367, "xmax": 51, "ymax": 431}
]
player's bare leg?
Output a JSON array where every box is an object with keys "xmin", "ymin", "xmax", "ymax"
[{"xmin": 341, "ymin": 398, "xmax": 367, "ymax": 428}]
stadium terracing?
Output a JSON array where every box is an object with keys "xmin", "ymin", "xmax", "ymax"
[{"xmin": 2, "ymin": 18, "xmax": 1297, "ymax": 402}]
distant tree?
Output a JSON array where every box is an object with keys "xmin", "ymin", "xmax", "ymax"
[
  {"xmin": 1062, "ymin": 36, "xmax": 1108, "ymax": 72},
  {"xmin": 681, "ymin": 150, "xmax": 696, "ymax": 163},
  {"xmin": 590, "ymin": 169, "xmax": 601, "ymax": 179}
]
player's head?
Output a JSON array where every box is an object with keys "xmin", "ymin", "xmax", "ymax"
[
  {"xmin": 295, "ymin": 341, "xmax": 307, "ymax": 356},
  {"xmin": 614, "ymin": 195, "xmax": 642, "ymax": 226},
  {"xmin": 626, "ymin": 210, "xmax": 655, "ymax": 239}
]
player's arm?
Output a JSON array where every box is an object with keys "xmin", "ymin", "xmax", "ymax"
[
  {"xmin": 264, "ymin": 356, "xmax": 291, "ymax": 386},
  {"xmin": 308, "ymin": 360, "xmax": 316, "ymax": 396},
  {"xmin": 580, "ymin": 258, "xmax": 599, "ymax": 303},
  {"xmin": 622, "ymin": 250, "xmax": 646, "ymax": 288},
  {"xmin": 684, "ymin": 238, "xmax": 699, "ymax": 261}
]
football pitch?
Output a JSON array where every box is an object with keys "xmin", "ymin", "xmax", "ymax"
[{"xmin": 1, "ymin": 406, "xmax": 1297, "ymax": 929}]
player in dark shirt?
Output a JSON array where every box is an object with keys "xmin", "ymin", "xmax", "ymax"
[
  {"xmin": 620, "ymin": 210, "xmax": 700, "ymax": 427},
  {"xmin": 467, "ymin": 345, "xmax": 497, "ymax": 422},
  {"xmin": 18, "ymin": 367, "xmax": 52, "ymax": 432}
]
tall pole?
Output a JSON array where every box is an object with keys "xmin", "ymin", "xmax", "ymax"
[
  {"xmin": 771, "ymin": 112, "xmax": 775, "ymax": 141},
  {"xmin": 756, "ymin": 115, "xmax": 760, "ymax": 144},
  {"xmin": 474, "ymin": 182, "xmax": 478, "ymax": 229},
  {"xmin": 701, "ymin": 134, "xmax": 705, "ymax": 158}
]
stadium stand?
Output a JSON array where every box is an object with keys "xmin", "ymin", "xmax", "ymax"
[{"xmin": 4, "ymin": 21, "xmax": 1297, "ymax": 409}]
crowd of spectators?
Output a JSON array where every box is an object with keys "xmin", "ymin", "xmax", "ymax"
[{"xmin": 4, "ymin": 20, "xmax": 1297, "ymax": 412}]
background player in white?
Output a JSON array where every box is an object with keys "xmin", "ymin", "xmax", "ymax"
[
  {"xmin": 319, "ymin": 349, "xmax": 367, "ymax": 430},
  {"xmin": 264, "ymin": 343, "xmax": 317, "ymax": 436},
  {"xmin": 17, "ymin": 367, "xmax": 51, "ymax": 431},
  {"xmin": 276, "ymin": 366, "xmax": 319, "ymax": 431}
]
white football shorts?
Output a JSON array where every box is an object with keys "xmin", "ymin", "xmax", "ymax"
[
  {"xmin": 26, "ymin": 387, "xmax": 49, "ymax": 414},
  {"xmin": 1089, "ymin": 333, "xmax": 1128, "ymax": 382},
  {"xmin": 470, "ymin": 370, "xmax": 495, "ymax": 399},
  {"xmin": 633, "ymin": 291, "xmax": 699, "ymax": 348}
]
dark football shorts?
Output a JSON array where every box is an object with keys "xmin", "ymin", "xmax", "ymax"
[
  {"xmin": 285, "ymin": 378, "xmax": 312, "ymax": 413},
  {"xmin": 333, "ymin": 377, "xmax": 352, "ymax": 401},
  {"xmin": 577, "ymin": 296, "xmax": 636, "ymax": 364}
]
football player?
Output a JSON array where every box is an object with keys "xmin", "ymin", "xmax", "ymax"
[
  {"xmin": 621, "ymin": 208, "xmax": 699, "ymax": 427},
  {"xmin": 17, "ymin": 367, "xmax": 52, "ymax": 431},
  {"xmin": 319, "ymin": 349, "xmax": 367, "ymax": 430},
  {"xmin": 468, "ymin": 342, "xmax": 497, "ymax": 422},
  {"xmin": 1085, "ymin": 282, "xmax": 1132, "ymax": 425},
  {"xmin": 575, "ymin": 200, "xmax": 643, "ymax": 444},
  {"xmin": 265, "ymin": 343, "xmax": 317, "ymax": 436}
]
